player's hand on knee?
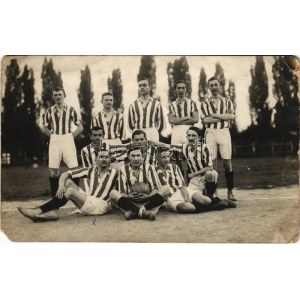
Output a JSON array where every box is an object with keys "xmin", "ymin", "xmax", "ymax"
[
  {"xmin": 56, "ymin": 186, "xmax": 65, "ymax": 199},
  {"xmin": 188, "ymin": 173, "xmax": 194, "ymax": 179}
]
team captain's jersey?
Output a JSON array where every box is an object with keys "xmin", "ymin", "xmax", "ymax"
[
  {"xmin": 43, "ymin": 104, "xmax": 81, "ymax": 134},
  {"xmin": 69, "ymin": 167, "xmax": 118, "ymax": 199},
  {"xmin": 128, "ymin": 98, "xmax": 164, "ymax": 132},
  {"xmin": 168, "ymin": 98, "xmax": 198, "ymax": 119},
  {"xmin": 154, "ymin": 163, "xmax": 185, "ymax": 194},
  {"xmin": 91, "ymin": 111, "xmax": 125, "ymax": 140},
  {"xmin": 171, "ymin": 143, "xmax": 213, "ymax": 174},
  {"xmin": 200, "ymin": 96, "xmax": 234, "ymax": 129},
  {"xmin": 118, "ymin": 163, "xmax": 158, "ymax": 194}
]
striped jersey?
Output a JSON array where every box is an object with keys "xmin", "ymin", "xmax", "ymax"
[
  {"xmin": 43, "ymin": 104, "xmax": 81, "ymax": 134},
  {"xmin": 155, "ymin": 163, "xmax": 185, "ymax": 194},
  {"xmin": 91, "ymin": 110, "xmax": 125, "ymax": 140},
  {"xmin": 168, "ymin": 98, "xmax": 198, "ymax": 119},
  {"xmin": 200, "ymin": 96, "xmax": 234, "ymax": 129},
  {"xmin": 141, "ymin": 144, "xmax": 158, "ymax": 165},
  {"xmin": 81, "ymin": 141, "xmax": 128, "ymax": 167},
  {"xmin": 128, "ymin": 98, "xmax": 164, "ymax": 132},
  {"xmin": 118, "ymin": 163, "xmax": 158, "ymax": 194},
  {"xmin": 171, "ymin": 143, "xmax": 213, "ymax": 174},
  {"xmin": 69, "ymin": 167, "xmax": 118, "ymax": 199}
]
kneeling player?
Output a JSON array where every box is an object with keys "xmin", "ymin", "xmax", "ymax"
[
  {"xmin": 110, "ymin": 147, "xmax": 171, "ymax": 221},
  {"xmin": 17, "ymin": 149, "xmax": 119, "ymax": 222},
  {"xmin": 155, "ymin": 147, "xmax": 196, "ymax": 213}
]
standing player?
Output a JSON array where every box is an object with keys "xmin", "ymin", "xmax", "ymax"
[
  {"xmin": 42, "ymin": 87, "xmax": 83, "ymax": 198},
  {"xmin": 200, "ymin": 77, "xmax": 237, "ymax": 201},
  {"xmin": 91, "ymin": 92, "xmax": 126, "ymax": 169},
  {"xmin": 17, "ymin": 149, "xmax": 119, "ymax": 222},
  {"xmin": 168, "ymin": 80, "xmax": 199, "ymax": 144},
  {"xmin": 128, "ymin": 78, "xmax": 164, "ymax": 142},
  {"xmin": 155, "ymin": 147, "xmax": 196, "ymax": 213},
  {"xmin": 110, "ymin": 147, "xmax": 171, "ymax": 221}
]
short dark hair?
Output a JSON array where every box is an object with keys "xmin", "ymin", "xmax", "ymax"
[
  {"xmin": 188, "ymin": 126, "xmax": 202, "ymax": 138},
  {"xmin": 52, "ymin": 86, "xmax": 66, "ymax": 97},
  {"xmin": 128, "ymin": 146, "xmax": 142, "ymax": 157},
  {"xmin": 207, "ymin": 76, "xmax": 219, "ymax": 86},
  {"xmin": 90, "ymin": 126, "xmax": 103, "ymax": 133},
  {"xmin": 101, "ymin": 92, "xmax": 113, "ymax": 101},
  {"xmin": 175, "ymin": 80, "xmax": 186, "ymax": 89},
  {"xmin": 132, "ymin": 129, "xmax": 147, "ymax": 140},
  {"xmin": 157, "ymin": 146, "xmax": 172, "ymax": 157},
  {"xmin": 138, "ymin": 78, "xmax": 151, "ymax": 86}
]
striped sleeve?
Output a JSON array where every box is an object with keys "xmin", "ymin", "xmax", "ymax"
[
  {"xmin": 43, "ymin": 109, "xmax": 51, "ymax": 127},
  {"xmin": 118, "ymin": 168, "xmax": 128, "ymax": 194},
  {"xmin": 71, "ymin": 107, "xmax": 82, "ymax": 125},
  {"xmin": 203, "ymin": 144, "xmax": 213, "ymax": 167},
  {"xmin": 200, "ymin": 102, "xmax": 209, "ymax": 119},
  {"xmin": 128, "ymin": 104, "xmax": 136, "ymax": 131},
  {"xmin": 157, "ymin": 103, "xmax": 164, "ymax": 132},
  {"xmin": 191, "ymin": 100, "xmax": 198, "ymax": 112},
  {"xmin": 147, "ymin": 165, "xmax": 158, "ymax": 190},
  {"xmin": 226, "ymin": 99, "xmax": 235, "ymax": 114},
  {"xmin": 91, "ymin": 115, "xmax": 99, "ymax": 128},
  {"xmin": 168, "ymin": 103, "xmax": 175, "ymax": 116},
  {"xmin": 119, "ymin": 115, "xmax": 126, "ymax": 140},
  {"xmin": 68, "ymin": 167, "xmax": 89, "ymax": 178},
  {"xmin": 175, "ymin": 165, "xmax": 186, "ymax": 188},
  {"xmin": 81, "ymin": 147, "xmax": 91, "ymax": 168}
]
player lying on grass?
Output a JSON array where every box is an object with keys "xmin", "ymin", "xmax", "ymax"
[
  {"xmin": 17, "ymin": 149, "xmax": 119, "ymax": 222},
  {"xmin": 109, "ymin": 147, "xmax": 171, "ymax": 221},
  {"xmin": 155, "ymin": 146, "xmax": 233, "ymax": 213}
]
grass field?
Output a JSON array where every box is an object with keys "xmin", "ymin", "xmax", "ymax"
[{"xmin": 1, "ymin": 156, "xmax": 298, "ymax": 201}]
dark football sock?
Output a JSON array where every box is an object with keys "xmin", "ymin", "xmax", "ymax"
[
  {"xmin": 194, "ymin": 196, "xmax": 220, "ymax": 212},
  {"xmin": 205, "ymin": 182, "xmax": 217, "ymax": 197},
  {"xmin": 39, "ymin": 196, "xmax": 69, "ymax": 213},
  {"xmin": 49, "ymin": 176, "xmax": 59, "ymax": 198},
  {"xmin": 225, "ymin": 171, "xmax": 234, "ymax": 191},
  {"xmin": 117, "ymin": 197, "xmax": 140, "ymax": 213},
  {"xmin": 144, "ymin": 194, "xmax": 165, "ymax": 210}
]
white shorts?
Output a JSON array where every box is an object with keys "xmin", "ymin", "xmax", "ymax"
[
  {"xmin": 205, "ymin": 128, "xmax": 232, "ymax": 160},
  {"xmin": 49, "ymin": 133, "xmax": 78, "ymax": 169},
  {"xmin": 171, "ymin": 125, "xmax": 190, "ymax": 144},
  {"xmin": 142, "ymin": 128, "xmax": 159, "ymax": 142},
  {"xmin": 80, "ymin": 195, "xmax": 112, "ymax": 215},
  {"xmin": 166, "ymin": 189, "xmax": 186, "ymax": 212},
  {"xmin": 187, "ymin": 175, "xmax": 206, "ymax": 198}
]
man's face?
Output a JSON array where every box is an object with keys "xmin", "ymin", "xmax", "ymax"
[
  {"xmin": 132, "ymin": 133, "xmax": 147, "ymax": 147},
  {"xmin": 186, "ymin": 130, "xmax": 199, "ymax": 145},
  {"xmin": 158, "ymin": 151, "xmax": 171, "ymax": 167},
  {"xmin": 208, "ymin": 80, "xmax": 220, "ymax": 96},
  {"xmin": 91, "ymin": 129, "xmax": 103, "ymax": 144},
  {"xmin": 129, "ymin": 150, "xmax": 143, "ymax": 168},
  {"xmin": 95, "ymin": 150, "xmax": 110, "ymax": 168},
  {"xmin": 101, "ymin": 95, "xmax": 113, "ymax": 110},
  {"xmin": 138, "ymin": 80, "xmax": 151, "ymax": 96},
  {"xmin": 175, "ymin": 83, "xmax": 186, "ymax": 98},
  {"xmin": 53, "ymin": 90, "xmax": 65, "ymax": 105}
]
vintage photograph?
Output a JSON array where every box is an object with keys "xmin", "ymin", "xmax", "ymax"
[{"xmin": 1, "ymin": 55, "xmax": 299, "ymax": 242}]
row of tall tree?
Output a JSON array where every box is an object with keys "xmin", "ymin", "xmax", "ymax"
[{"xmin": 2, "ymin": 56, "xmax": 299, "ymax": 164}]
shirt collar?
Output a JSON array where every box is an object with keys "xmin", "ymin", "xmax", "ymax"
[
  {"xmin": 95, "ymin": 166, "xmax": 112, "ymax": 176},
  {"xmin": 101, "ymin": 110, "xmax": 116, "ymax": 117},
  {"xmin": 175, "ymin": 97, "xmax": 188, "ymax": 103},
  {"xmin": 138, "ymin": 97, "xmax": 153, "ymax": 103},
  {"xmin": 53, "ymin": 104, "xmax": 67, "ymax": 112},
  {"xmin": 128, "ymin": 164, "xmax": 144, "ymax": 173}
]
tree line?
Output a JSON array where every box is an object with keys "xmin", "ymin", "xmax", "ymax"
[{"xmin": 1, "ymin": 56, "xmax": 299, "ymax": 164}]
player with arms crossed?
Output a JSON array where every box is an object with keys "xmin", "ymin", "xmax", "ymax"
[
  {"xmin": 42, "ymin": 87, "xmax": 83, "ymax": 198},
  {"xmin": 200, "ymin": 76, "xmax": 237, "ymax": 201},
  {"xmin": 17, "ymin": 149, "xmax": 119, "ymax": 222}
]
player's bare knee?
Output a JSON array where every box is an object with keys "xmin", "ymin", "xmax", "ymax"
[
  {"xmin": 223, "ymin": 159, "xmax": 232, "ymax": 172},
  {"xmin": 109, "ymin": 190, "xmax": 122, "ymax": 201},
  {"xmin": 176, "ymin": 202, "xmax": 196, "ymax": 213},
  {"xmin": 205, "ymin": 170, "xmax": 217, "ymax": 182},
  {"xmin": 65, "ymin": 187, "xmax": 74, "ymax": 198},
  {"xmin": 192, "ymin": 193, "xmax": 211, "ymax": 205},
  {"xmin": 159, "ymin": 185, "xmax": 172, "ymax": 199}
]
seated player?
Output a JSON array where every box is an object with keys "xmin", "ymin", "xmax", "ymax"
[
  {"xmin": 171, "ymin": 126, "xmax": 236, "ymax": 211},
  {"xmin": 154, "ymin": 147, "xmax": 196, "ymax": 213},
  {"xmin": 17, "ymin": 149, "xmax": 119, "ymax": 222},
  {"xmin": 110, "ymin": 147, "xmax": 171, "ymax": 221}
]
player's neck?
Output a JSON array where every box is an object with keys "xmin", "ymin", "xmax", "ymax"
[
  {"xmin": 99, "ymin": 166, "xmax": 109, "ymax": 173},
  {"xmin": 140, "ymin": 95, "xmax": 151, "ymax": 101},
  {"xmin": 131, "ymin": 164, "xmax": 141, "ymax": 170},
  {"xmin": 177, "ymin": 96, "xmax": 185, "ymax": 101},
  {"xmin": 55, "ymin": 103, "xmax": 65, "ymax": 109},
  {"xmin": 103, "ymin": 107, "xmax": 113, "ymax": 113},
  {"xmin": 158, "ymin": 163, "xmax": 167, "ymax": 170},
  {"xmin": 211, "ymin": 94, "xmax": 220, "ymax": 100}
]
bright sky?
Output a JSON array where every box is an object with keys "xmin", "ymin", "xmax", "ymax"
[{"xmin": 1, "ymin": 56, "xmax": 277, "ymax": 132}]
